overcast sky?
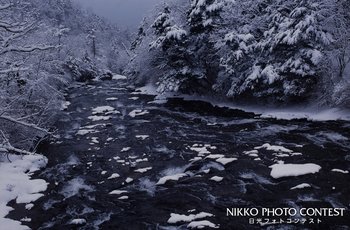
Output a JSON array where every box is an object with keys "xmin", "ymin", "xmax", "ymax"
[{"xmin": 74, "ymin": 0, "xmax": 161, "ymax": 29}]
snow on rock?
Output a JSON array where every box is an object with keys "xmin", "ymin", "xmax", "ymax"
[
  {"xmin": 70, "ymin": 219, "xmax": 87, "ymax": 225},
  {"xmin": 107, "ymin": 173, "xmax": 120, "ymax": 179},
  {"xmin": 243, "ymin": 150, "xmax": 258, "ymax": 155},
  {"xmin": 88, "ymin": 115, "xmax": 111, "ymax": 121},
  {"xmin": 25, "ymin": 204, "xmax": 34, "ymax": 210},
  {"xmin": 112, "ymin": 74, "xmax": 127, "ymax": 80},
  {"xmin": 128, "ymin": 109, "xmax": 149, "ymax": 118},
  {"xmin": 290, "ymin": 183, "xmax": 311, "ymax": 190},
  {"xmin": 125, "ymin": 177, "xmax": 133, "ymax": 183},
  {"xmin": 189, "ymin": 144, "xmax": 216, "ymax": 156},
  {"xmin": 118, "ymin": 196, "xmax": 129, "ymax": 200},
  {"xmin": 0, "ymin": 154, "xmax": 48, "ymax": 230},
  {"xmin": 216, "ymin": 157, "xmax": 237, "ymax": 165},
  {"xmin": 132, "ymin": 84, "xmax": 158, "ymax": 95},
  {"xmin": 134, "ymin": 167, "xmax": 152, "ymax": 173},
  {"xmin": 205, "ymin": 154, "xmax": 225, "ymax": 159},
  {"xmin": 269, "ymin": 163, "xmax": 321, "ymax": 179},
  {"xmin": 121, "ymin": 147, "xmax": 131, "ymax": 152},
  {"xmin": 187, "ymin": 220, "xmax": 219, "ymax": 229},
  {"xmin": 109, "ymin": 190, "xmax": 128, "ymax": 195},
  {"xmin": 61, "ymin": 101, "xmax": 71, "ymax": 110},
  {"xmin": 76, "ymin": 129, "xmax": 97, "ymax": 136},
  {"xmin": 260, "ymin": 108, "xmax": 350, "ymax": 121},
  {"xmin": 156, "ymin": 173, "xmax": 188, "ymax": 185},
  {"xmin": 167, "ymin": 212, "xmax": 214, "ymax": 224},
  {"xmin": 106, "ymin": 97, "xmax": 118, "ymax": 101},
  {"xmin": 92, "ymin": 106, "xmax": 116, "ymax": 114},
  {"xmin": 135, "ymin": 135, "xmax": 149, "ymax": 140},
  {"xmin": 255, "ymin": 143, "xmax": 293, "ymax": 153},
  {"xmin": 210, "ymin": 176, "xmax": 223, "ymax": 182},
  {"xmin": 331, "ymin": 169, "xmax": 349, "ymax": 174}
]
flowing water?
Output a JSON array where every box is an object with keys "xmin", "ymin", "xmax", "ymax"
[{"xmin": 8, "ymin": 78, "xmax": 350, "ymax": 229}]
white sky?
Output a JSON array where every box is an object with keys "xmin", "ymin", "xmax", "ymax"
[{"xmin": 74, "ymin": 0, "xmax": 161, "ymax": 29}]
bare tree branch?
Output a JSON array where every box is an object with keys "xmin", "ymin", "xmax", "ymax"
[
  {"xmin": 0, "ymin": 115, "xmax": 51, "ymax": 134},
  {"xmin": 0, "ymin": 45, "xmax": 57, "ymax": 55}
]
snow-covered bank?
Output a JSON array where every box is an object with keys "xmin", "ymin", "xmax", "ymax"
[
  {"xmin": 0, "ymin": 154, "xmax": 48, "ymax": 230},
  {"xmin": 132, "ymin": 85, "xmax": 350, "ymax": 122}
]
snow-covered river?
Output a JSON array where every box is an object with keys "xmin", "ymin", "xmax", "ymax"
[{"xmin": 9, "ymin": 78, "xmax": 350, "ymax": 229}]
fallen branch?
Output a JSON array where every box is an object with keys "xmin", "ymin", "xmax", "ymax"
[
  {"xmin": 0, "ymin": 115, "xmax": 51, "ymax": 134},
  {"xmin": 0, "ymin": 144, "xmax": 35, "ymax": 155}
]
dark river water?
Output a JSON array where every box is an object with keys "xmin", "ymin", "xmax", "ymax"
[{"xmin": 8, "ymin": 78, "xmax": 350, "ymax": 230}]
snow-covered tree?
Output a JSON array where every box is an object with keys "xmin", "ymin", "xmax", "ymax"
[{"xmin": 217, "ymin": 0, "xmax": 333, "ymax": 103}]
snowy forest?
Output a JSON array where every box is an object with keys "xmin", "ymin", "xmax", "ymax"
[
  {"xmin": 0, "ymin": 0, "xmax": 350, "ymax": 229},
  {"xmin": 127, "ymin": 0, "xmax": 350, "ymax": 106}
]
